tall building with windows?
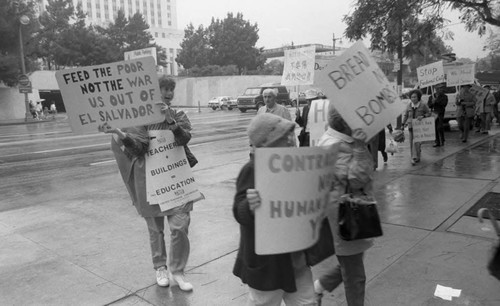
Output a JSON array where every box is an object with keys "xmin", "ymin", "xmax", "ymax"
[{"xmin": 37, "ymin": 0, "xmax": 183, "ymax": 75}]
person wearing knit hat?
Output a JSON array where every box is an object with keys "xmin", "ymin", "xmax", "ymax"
[{"xmin": 232, "ymin": 113, "xmax": 317, "ymax": 305}]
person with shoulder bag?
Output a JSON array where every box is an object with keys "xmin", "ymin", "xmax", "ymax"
[
  {"xmin": 402, "ymin": 89, "xmax": 431, "ymax": 165},
  {"xmin": 456, "ymin": 85, "xmax": 476, "ymax": 142}
]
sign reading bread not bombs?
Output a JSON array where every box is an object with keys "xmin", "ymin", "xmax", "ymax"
[
  {"xmin": 55, "ymin": 57, "xmax": 164, "ymax": 134},
  {"xmin": 314, "ymin": 41, "xmax": 405, "ymax": 142}
]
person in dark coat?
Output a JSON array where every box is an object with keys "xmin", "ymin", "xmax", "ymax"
[
  {"xmin": 427, "ymin": 83, "xmax": 448, "ymax": 146},
  {"xmin": 295, "ymin": 89, "xmax": 320, "ymax": 147},
  {"xmin": 233, "ymin": 113, "xmax": 318, "ymax": 305}
]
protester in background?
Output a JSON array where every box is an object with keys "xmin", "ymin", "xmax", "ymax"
[
  {"xmin": 427, "ymin": 84, "xmax": 448, "ymax": 147},
  {"xmin": 314, "ymin": 103, "xmax": 374, "ymax": 306},
  {"xmin": 295, "ymin": 89, "xmax": 319, "ymax": 147},
  {"xmin": 377, "ymin": 125, "xmax": 393, "ymax": 164},
  {"xmin": 257, "ymin": 88, "xmax": 292, "ymax": 121},
  {"xmin": 479, "ymin": 85, "xmax": 494, "ymax": 134},
  {"xmin": 456, "ymin": 85, "xmax": 476, "ymax": 143},
  {"xmin": 49, "ymin": 102, "xmax": 57, "ymax": 114},
  {"xmin": 493, "ymin": 86, "xmax": 500, "ymax": 124},
  {"xmin": 29, "ymin": 100, "xmax": 37, "ymax": 119},
  {"xmin": 402, "ymin": 89, "xmax": 431, "ymax": 165},
  {"xmin": 233, "ymin": 113, "xmax": 317, "ymax": 305},
  {"xmin": 35, "ymin": 101, "xmax": 43, "ymax": 120},
  {"xmin": 98, "ymin": 76, "xmax": 198, "ymax": 291}
]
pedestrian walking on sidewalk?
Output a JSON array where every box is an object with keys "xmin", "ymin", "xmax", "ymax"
[
  {"xmin": 233, "ymin": 113, "xmax": 321, "ymax": 305},
  {"xmin": 456, "ymin": 85, "xmax": 476, "ymax": 143},
  {"xmin": 427, "ymin": 83, "xmax": 448, "ymax": 146},
  {"xmin": 402, "ymin": 89, "xmax": 431, "ymax": 165},
  {"xmin": 314, "ymin": 104, "xmax": 375, "ymax": 306},
  {"xmin": 98, "ymin": 76, "xmax": 199, "ymax": 291}
]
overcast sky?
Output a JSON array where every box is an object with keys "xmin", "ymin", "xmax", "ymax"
[{"xmin": 177, "ymin": 0, "xmax": 492, "ymax": 60}]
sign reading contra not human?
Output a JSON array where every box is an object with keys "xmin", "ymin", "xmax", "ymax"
[
  {"xmin": 55, "ymin": 57, "xmax": 164, "ymax": 134},
  {"xmin": 314, "ymin": 41, "xmax": 405, "ymax": 141}
]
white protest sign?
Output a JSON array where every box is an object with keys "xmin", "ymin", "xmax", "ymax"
[
  {"xmin": 308, "ymin": 99, "xmax": 330, "ymax": 147},
  {"xmin": 446, "ymin": 64, "xmax": 475, "ymax": 87},
  {"xmin": 314, "ymin": 41, "xmax": 405, "ymax": 142},
  {"xmin": 124, "ymin": 47, "xmax": 158, "ymax": 65},
  {"xmin": 417, "ymin": 61, "xmax": 445, "ymax": 87},
  {"xmin": 469, "ymin": 84, "xmax": 489, "ymax": 105},
  {"xmin": 145, "ymin": 130, "xmax": 203, "ymax": 211},
  {"xmin": 55, "ymin": 57, "xmax": 164, "ymax": 134},
  {"xmin": 254, "ymin": 145, "xmax": 339, "ymax": 255},
  {"xmin": 281, "ymin": 46, "xmax": 316, "ymax": 86},
  {"xmin": 411, "ymin": 117, "xmax": 435, "ymax": 143}
]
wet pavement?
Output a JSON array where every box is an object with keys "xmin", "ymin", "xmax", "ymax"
[{"xmin": 1, "ymin": 113, "xmax": 500, "ymax": 305}]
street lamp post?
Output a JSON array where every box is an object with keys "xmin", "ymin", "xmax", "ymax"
[{"xmin": 18, "ymin": 14, "xmax": 31, "ymax": 121}]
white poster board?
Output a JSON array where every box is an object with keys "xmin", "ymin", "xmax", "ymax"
[
  {"xmin": 55, "ymin": 57, "xmax": 164, "ymax": 134},
  {"xmin": 417, "ymin": 61, "xmax": 445, "ymax": 87},
  {"xmin": 446, "ymin": 64, "xmax": 475, "ymax": 87},
  {"xmin": 281, "ymin": 46, "xmax": 316, "ymax": 86},
  {"xmin": 314, "ymin": 41, "xmax": 405, "ymax": 142},
  {"xmin": 308, "ymin": 99, "xmax": 330, "ymax": 146},
  {"xmin": 254, "ymin": 145, "xmax": 339, "ymax": 255},
  {"xmin": 124, "ymin": 47, "xmax": 158, "ymax": 65},
  {"xmin": 411, "ymin": 117, "xmax": 435, "ymax": 143},
  {"xmin": 145, "ymin": 130, "xmax": 203, "ymax": 211}
]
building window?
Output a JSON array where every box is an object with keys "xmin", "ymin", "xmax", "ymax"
[
  {"xmin": 155, "ymin": 32, "xmax": 158, "ymax": 38},
  {"xmin": 96, "ymin": 11, "xmax": 101, "ymax": 18},
  {"xmin": 168, "ymin": 21, "xmax": 171, "ymax": 26},
  {"xmin": 158, "ymin": 19, "xmax": 162, "ymax": 26},
  {"xmin": 169, "ymin": 48, "xmax": 174, "ymax": 54},
  {"xmin": 162, "ymin": 33, "xmax": 165, "ymax": 38},
  {"xmin": 167, "ymin": 13, "xmax": 171, "ymax": 18},
  {"xmin": 167, "ymin": 5, "xmax": 170, "ymax": 10},
  {"xmin": 96, "ymin": 0, "xmax": 100, "ymax": 9}
]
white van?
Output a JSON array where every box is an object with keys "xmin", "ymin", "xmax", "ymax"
[{"xmin": 419, "ymin": 85, "xmax": 458, "ymax": 126}]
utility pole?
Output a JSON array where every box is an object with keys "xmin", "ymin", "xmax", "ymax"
[{"xmin": 332, "ymin": 33, "xmax": 341, "ymax": 56}]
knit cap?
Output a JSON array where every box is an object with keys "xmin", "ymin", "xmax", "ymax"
[{"xmin": 247, "ymin": 113, "xmax": 295, "ymax": 147}]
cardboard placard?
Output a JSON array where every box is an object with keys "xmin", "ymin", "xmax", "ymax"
[
  {"xmin": 55, "ymin": 57, "xmax": 164, "ymax": 134},
  {"xmin": 145, "ymin": 130, "xmax": 203, "ymax": 211},
  {"xmin": 417, "ymin": 61, "xmax": 445, "ymax": 87},
  {"xmin": 308, "ymin": 99, "xmax": 330, "ymax": 147},
  {"xmin": 446, "ymin": 64, "xmax": 475, "ymax": 87},
  {"xmin": 254, "ymin": 146, "xmax": 339, "ymax": 255},
  {"xmin": 314, "ymin": 41, "xmax": 405, "ymax": 142},
  {"xmin": 411, "ymin": 117, "xmax": 435, "ymax": 143},
  {"xmin": 281, "ymin": 46, "xmax": 316, "ymax": 86}
]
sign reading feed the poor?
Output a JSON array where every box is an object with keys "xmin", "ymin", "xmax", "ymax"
[
  {"xmin": 411, "ymin": 117, "xmax": 435, "ymax": 143},
  {"xmin": 146, "ymin": 130, "xmax": 203, "ymax": 211},
  {"xmin": 281, "ymin": 45, "xmax": 316, "ymax": 86},
  {"xmin": 446, "ymin": 64, "xmax": 475, "ymax": 87},
  {"xmin": 254, "ymin": 145, "xmax": 338, "ymax": 255},
  {"xmin": 314, "ymin": 41, "xmax": 405, "ymax": 141},
  {"xmin": 55, "ymin": 57, "xmax": 164, "ymax": 134},
  {"xmin": 308, "ymin": 99, "xmax": 330, "ymax": 147},
  {"xmin": 417, "ymin": 61, "xmax": 445, "ymax": 87}
]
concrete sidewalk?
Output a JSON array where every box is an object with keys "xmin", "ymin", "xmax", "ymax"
[{"xmin": 1, "ymin": 121, "xmax": 500, "ymax": 305}]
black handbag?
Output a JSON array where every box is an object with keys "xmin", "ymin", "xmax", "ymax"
[
  {"xmin": 478, "ymin": 208, "xmax": 500, "ymax": 280},
  {"xmin": 338, "ymin": 193, "xmax": 383, "ymax": 241},
  {"xmin": 305, "ymin": 218, "xmax": 335, "ymax": 266},
  {"xmin": 184, "ymin": 145, "xmax": 198, "ymax": 168}
]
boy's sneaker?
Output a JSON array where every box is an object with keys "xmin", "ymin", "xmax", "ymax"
[
  {"xmin": 314, "ymin": 280, "xmax": 324, "ymax": 305},
  {"xmin": 156, "ymin": 266, "xmax": 169, "ymax": 287},
  {"xmin": 169, "ymin": 271, "xmax": 193, "ymax": 291}
]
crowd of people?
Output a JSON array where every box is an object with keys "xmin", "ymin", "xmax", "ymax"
[{"xmin": 97, "ymin": 78, "xmax": 499, "ymax": 306}]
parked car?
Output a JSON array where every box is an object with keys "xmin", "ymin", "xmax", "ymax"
[
  {"xmin": 236, "ymin": 84, "xmax": 291, "ymax": 112},
  {"xmin": 208, "ymin": 96, "xmax": 237, "ymax": 110}
]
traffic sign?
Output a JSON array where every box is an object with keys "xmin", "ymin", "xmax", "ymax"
[
  {"xmin": 19, "ymin": 86, "xmax": 32, "ymax": 94},
  {"xmin": 18, "ymin": 74, "xmax": 30, "ymax": 86}
]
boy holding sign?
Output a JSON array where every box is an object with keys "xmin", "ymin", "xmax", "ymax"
[{"xmin": 99, "ymin": 77, "xmax": 199, "ymax": 291}]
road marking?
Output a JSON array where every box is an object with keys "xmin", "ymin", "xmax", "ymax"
[
  {"xmin": 0, "ymin": 143, "xmax": 109, "ymax": 158},
  {"xmin": 90, "ymin": 160, "xmax": 116, "ymax": 166}
]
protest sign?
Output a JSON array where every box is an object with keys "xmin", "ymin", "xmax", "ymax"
[
  {"xmin": 308, "ymin": 99, "xmax": 330, "ymax": 146},
  {"xmin": 417, "ymin": 61, "xmax": 445, "ymax": 87},
  {"xmin": 124, "ymin": 47, "xmax": 157, "ymax": 64},
  {"xmin": 55, "ymin": 57, "xmax": 164, "ymax": 134},
  {"xmin": 469, "ymin": 84, "xmax": 489, "ymax": 105},
  {"xmin": 314, "ymin": 41, "xmax": 405, "ymax": 142},
  {"xmin": 254, "ymin": 145, "xmax": 338, "ymax": 255},
  {"xmin": 411, "ymin": 117, "xmax": 435, "ymax": 143},
  {"xmin": 146, "ymin": 130, "xmax": 203, "ymax": 211},
  {"xmin": 281, "ymin": 46, "xmax": 316, "ymax": 86},
  {"xmin": 446, "ymin": 64, "xmax": 475, "ymax": 87}
]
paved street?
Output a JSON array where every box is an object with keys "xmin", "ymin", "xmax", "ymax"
[{"xmin": 1, "ymin": 109, "xmax": 500, "ymax": 305}]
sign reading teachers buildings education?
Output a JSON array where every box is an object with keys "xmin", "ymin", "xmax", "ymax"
[
  {"xmin": 314, "ymin": 41, "xmax": 405, "ymax": 141},
  {"xmin": 146, "ymin": 130, "xmax": 203, "ymax": 211},
  {"xmin": 55, "ymin": 57, "xmax": 164, "ymax": 134}
]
